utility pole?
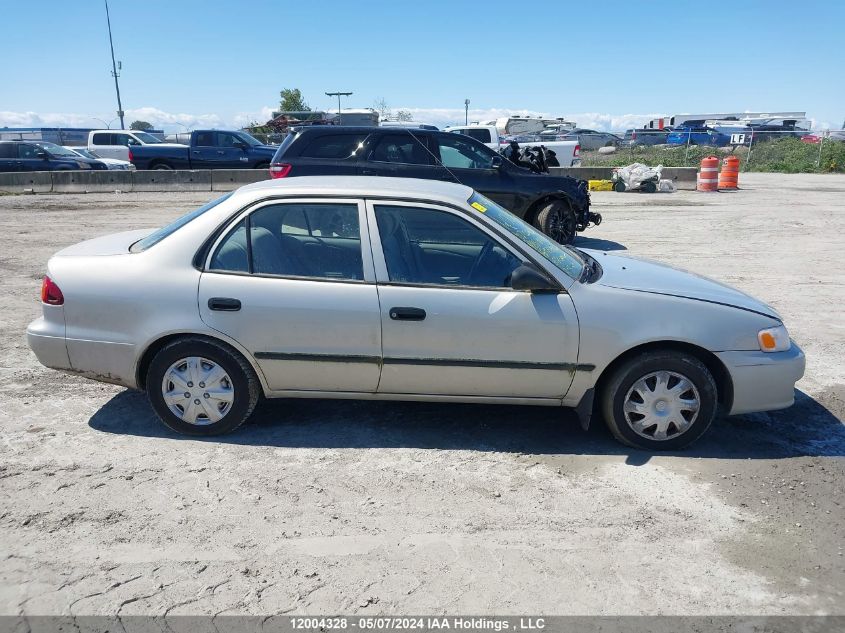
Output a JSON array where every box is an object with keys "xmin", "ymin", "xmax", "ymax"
[
  {"xmin": 104, "ymin": 0, "xmax": 125, "ymax": 130},
  {"xmin": 326, "ymin": 92, "xmax": 352, "ymax": 125},
  {"xmin": 465, "ymin": 99, "xmax": 470, "ymax": 125}
]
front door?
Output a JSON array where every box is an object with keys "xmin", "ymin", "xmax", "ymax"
[
  {"xmin": 432, "ymin": 133, "xmax": 518, "ymax": 211},
  {"xmin": 367, "ymin": 200, "xmax": 579, "ymax": 399},
  {"xmin": 198, "ymin": 198, "xmax": 382, "ymax": 393},
  {"xmin": 214, "ymin": 131, "xmax": 251, "ymax": 168}
]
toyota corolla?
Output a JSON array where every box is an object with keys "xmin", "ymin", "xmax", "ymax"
[{"xmin": 27, "ymin": 177, "xmax": 805, "ymax": 450}]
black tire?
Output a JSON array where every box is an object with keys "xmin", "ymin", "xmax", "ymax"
[
  {"xmin": 151, "ymin": 162, "xmax": 173, "ymax": 170},
  {"xmin": 600, "ymin": 351, "xmax": 718, "ymax": 450},
  {"xmin": 641, "ymin": 180, "xmax": 657, "ymax": 193},
  {"xmin": 146, "ymin": 337, "xmax": 260, "ymax": 436},
  {"xmin": 533, "ymin": 199, "xmax": 576, "ymax": 244},
  {"xmin": 613, "ymin": 180, "xmax": 626, "ymax": 193}
]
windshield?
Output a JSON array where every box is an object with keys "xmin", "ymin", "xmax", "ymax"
[
  {"xmin": 69, "ymin": 147, "xmax": 97, "ymax": 159},
  {"xmin": 132, "ymin": 131, "xmax": 163, "ymax": 144},
  {"xmin": 235, "ymin": 132, "xmax": 262, "ymax": 146},
  {"xmin": 34, "ymin": 142, "xmax": 79, "ymax": 157},
  {"xmin": 467, "ymin": 193, "xmax": 584, "ymax": 280},
  {"xmin": 130, "ymin": 193, "xmax": 233, "ymax": 253}
]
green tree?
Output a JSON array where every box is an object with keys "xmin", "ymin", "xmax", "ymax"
[
  {"xmin": 129, "ymin": 120, "xmax": 153, "ymax": 131},
  {"xmin": 279, "ymin": 88, "xmax": 310, "ymax": 112}
]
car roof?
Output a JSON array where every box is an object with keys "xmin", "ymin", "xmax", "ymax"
[
  {"xmin": 294, "ymin": 126, "xmax": 431, "ymax": 134},
  {"xmin": 236, "ymin": 176, "xmax": 474, "ymax": 205}
]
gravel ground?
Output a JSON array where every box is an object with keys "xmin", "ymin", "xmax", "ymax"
[{"xmin": 0, "ymin": 173, "xmax": 842, "ymax": 616}]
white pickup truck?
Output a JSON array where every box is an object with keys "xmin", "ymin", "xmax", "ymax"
[
  {"xmin": 444, "ymin": 125, "xmax": 581, "ymax": 167},
  {"xmin": 86, "ymin": 130, "xmax": 187, "ymax": 162}
]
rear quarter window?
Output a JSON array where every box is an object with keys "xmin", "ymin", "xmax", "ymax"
[
  {"xmin": 300, "ymin": 134, "xmax": 366, "ymax": 159},
  {"xmin": 130, "ymin": 193, "xmax": 233, "ymax": 253}
]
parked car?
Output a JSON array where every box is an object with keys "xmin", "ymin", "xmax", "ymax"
[
  {"xmin": 27, "ymin": 176, "xmax": 805, "ymax": 450},
  {"xmin": 268, "ymin": 126, "xmax": 594, "ymax": 243},
  {"xmin": 667, "ymin": 126, "xmax": 731, "ymax": 147},
  {"xmin": 64, "ymin": 147, "xmax": 135, "ymax": 170},
  {"xmin": 622, "ymin": 128, "xmax": 672, "ymax": 146},
  {"xmin": 445, "ymin": 125, "xmax": 581, "ymax": 167},
  {"xmin": 0, "ymin": 140, "xmax": 108, "ymax": 172},
  {"xmin": 556, "ymin": 128, "xmax": 622, "ymax": 150},
  {"xmin": 88, "ymin": 129, "xmax": 276, "ymax": 170}
]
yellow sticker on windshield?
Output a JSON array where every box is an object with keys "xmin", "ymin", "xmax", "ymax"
[{"xmin": 471, "ymin": 201, "xmax": 487, "ymax": 213}]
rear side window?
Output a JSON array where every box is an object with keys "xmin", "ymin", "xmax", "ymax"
[
  {"xmin": 130, "ymin": 193, "xmax": 234, "ymax": 253},
  {"xmin": 300, "ymin": 134, "xmax": 366, "ymax": 159},
  {"xmin": 92, "ymin": 133, "xmax": 112, "ymax": 145},
  {"xmin": 0, "ymin": 144, "xmax": 15, "ymax": 158},
  {"xmin": 210, "ymin": 203, "xmax": 364, "ymax": 280},
  {"xmin": 194, "ymin": 131, "xmax": 214, "ymax": 146}
]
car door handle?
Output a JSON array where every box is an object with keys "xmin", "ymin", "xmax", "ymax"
[
  {"xmin": 217, "ymin": 150, "xmax": 225, "ymax": 155},
  {"xmin": 208, "ymin": 297, "xmax": 241, "ymax": 311},
  {"xmin": 389, "ymin": 307, "xmax": 426, "ymax": 321},
  {"xmin": 361, "ymin": 168, "xmax": 378, "ymax": 175},
  {"xmin": 192, "ymin": 150, "xmax": 201, "ymax": 154}
]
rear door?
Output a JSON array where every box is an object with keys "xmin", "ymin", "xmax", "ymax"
[
  {"xmin": 367, "ymin": 200, "xmax": 579, "ymax": 399},
  {"xmin": 0, "ymin": 144, "xmax": 20, "ymax": 172},
  {"xmin": 189, "ymin": 131, "xmax": 217, "ymax": 168},
  {"xmin": 198, "ymin": 198, "xmax": 383, "ymax": 393}
]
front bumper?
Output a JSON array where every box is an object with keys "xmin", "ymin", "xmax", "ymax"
[{"xmin": 716, "ymin": 342, "xmax": 806, "ymax": 415}]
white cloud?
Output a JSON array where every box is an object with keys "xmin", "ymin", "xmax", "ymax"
[{"xmin": 1, "ymin": 107, "xmax": 839, "ymax": 132}]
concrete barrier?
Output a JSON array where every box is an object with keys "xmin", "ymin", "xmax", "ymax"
[
  {"xmin": 52, "ymin": 170, "xmax": 134, "ymax": 193},
  {"xmin": 211, "ymin": 169, "xmax": 269, "ymax": 191},
  {"xmin": 132, "ymin": 170, "xmax": 212, "ymax": 192},
  {"xmin": 549, "ymin": 166, "xmax": 698, "ymax": 190},
  {"xmin": 0, "ymin": 171, "xmax": 53, "ymax": 194}
]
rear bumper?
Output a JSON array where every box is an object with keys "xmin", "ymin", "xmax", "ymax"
[
  {"xmin": 27, "ymin": 317, "xmax": 71, "ymax": 371},
  {"xmin": 717, "ymin": 342, "xmax": 806, "ymax": 415}
]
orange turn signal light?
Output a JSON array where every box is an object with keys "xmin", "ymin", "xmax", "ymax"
[{"xmin": 759, "ymin": 332, "xmax": 776, "ymax": 350}]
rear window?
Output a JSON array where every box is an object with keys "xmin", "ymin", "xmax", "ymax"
[
  {"xmin": 130, "ymin": 193, "xmax": 233, "ymax": 253},
  {"xmin": 300, "ymin": 134, "xmax": 366, "ymax": 159}
]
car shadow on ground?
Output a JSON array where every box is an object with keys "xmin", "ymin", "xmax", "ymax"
[
  {"xmin": 88, "ymin": 389, "xmax": 843, "ymax": 463},
  {"xmin": 573, "ymin": 236, "xmax": 627, "ymax": 251}
]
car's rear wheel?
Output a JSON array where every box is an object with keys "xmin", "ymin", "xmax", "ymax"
[
  {"xmin": 534, "ymin": 199, "xmax": 576, "ymax": 244},
  {"xmin": 601, "ymin": 351, "xmax": 718, "ymax": 450},
  {"xmin": 146, "ymin": 338, "xmax": 260, "ymax": 435},
  {"xmin": 151, "ymin": 162, "xmax": 173, "ymax": 170}
]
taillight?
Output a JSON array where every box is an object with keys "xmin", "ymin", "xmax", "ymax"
[
  {"xmin": 574, "ymin": 144, "xmax": 580, "ymax": 156},
  {"xmin": 269, "ymin": 163, "xmax": 292, "ymax": 178},
  {"xmin": 128, "ymin": 149, "xmax": 134, "ymax": 162},
  {"xmin": 632, "ymin": 131, "xmax": 637, "ymax": 140},
  {"xmin": 41, "ymin": 276, "xmax": 64, "ymax": 306}
]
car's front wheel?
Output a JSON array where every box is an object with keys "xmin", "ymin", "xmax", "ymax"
[
  {"xmin": 601, "ymin": 351, "xmax": 718, "ymax": 450},
  {"xmin": 534, "ymin": 199, "xmax": 576, "ymax": 244},
  {"xmin": 146, "ymin": 337, "xmax": 260, "ymax": 435}
]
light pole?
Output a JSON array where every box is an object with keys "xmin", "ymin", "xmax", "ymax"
[
  {"xmin": 91, "ymin": 117, "xmax": 117, "ymax": 129},
  {"xmin": 326, "ymin": 92, "xmax": 352, "ymax": 125},
  {"xmin": 465, "ymin": 99, "xmax": 470, "ymax": 125},
  {"xmin": 104, "ymin": 0, "xmax": 125, "ymax": 130}
]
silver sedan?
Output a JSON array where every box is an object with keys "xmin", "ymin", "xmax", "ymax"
[{"xmin": 27, "ymin": 177, "xmax": 805, "ymax": 450}]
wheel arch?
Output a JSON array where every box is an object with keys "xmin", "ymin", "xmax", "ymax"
[
  {"xmin": 594, "ymin": 340, "xmax": 734, "ymax": 415},
  {"xmin": 135, "ymin": 331, "xmax": 267, "ymax": 393}
]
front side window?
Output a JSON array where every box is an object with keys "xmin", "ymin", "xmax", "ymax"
[
  {"xmin": 132, "ymin": 131, "xmax": 162, "ymax": 144},
  {"xmin": 369, "ymin": 134, "xmax": 431, "ymax": 165},
  {"xmin": 466, "ymin": 193, "xmax": 584, "ymax": 280},
  {"xmin": 375, "ymin": 205, "xmax": 521, "ymax": 288},
  {"xmin": 17, "ymin": 144, "xmax": 42, "ymax": 159},
  {"xmin": 210, "ymin": 203, "xmax": 364, "ymax": 281},
  {"xmin": 300, "ymin": 134, "xmax": 366, "ymax": 159},
  {"xmin": 217, "ymin": 132, "xmax": 242, "ymax": 148},
  {"xmin": 436, "ymin": 134, "xmax": 496, "ymax": 169}
]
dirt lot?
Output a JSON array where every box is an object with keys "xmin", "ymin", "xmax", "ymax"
[{"xmin": 0, "ymin": 173, "xmax": 842, "ymax": 616}]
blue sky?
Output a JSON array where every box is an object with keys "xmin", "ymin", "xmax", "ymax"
[{"xmin": 1, "ymin": 0, "xmax": 842, "ymax": 131}]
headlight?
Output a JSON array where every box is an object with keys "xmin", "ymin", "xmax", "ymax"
[{"xmin": 758, "ymin": 325, "xmax": 790, "ymax": 352}]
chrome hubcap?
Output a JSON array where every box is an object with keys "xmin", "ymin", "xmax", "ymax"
[
  {"xmin": 623, "ymin": 370, "xmax": 700, "ymax": 441},
  {"xmin": 161, "ymin": 357, "xmax": 234, "ymax": 426}
]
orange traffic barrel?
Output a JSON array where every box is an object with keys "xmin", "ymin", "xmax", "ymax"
[
  {"xmin": 697, "ymin": 156, "xmax": 719, "ymax": 192},
  {"xmin": 718, "ymin": 156, "xmax": 740, "ymax": 190}
]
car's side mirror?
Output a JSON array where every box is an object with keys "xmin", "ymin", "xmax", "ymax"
[
  {"xmin": 36, "ymin": 151, "xmax": 48, "ymax": 159},
  {"xmin": 490, "ymin": 155, "xmax": 504, "ymax": 169},
  {"xmin": 510, "ymin": 263, "xmax": 558, "ymax": 293}
]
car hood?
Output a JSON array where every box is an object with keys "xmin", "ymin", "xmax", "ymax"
[
  {"xmin": 582, "ymin": 249, "xmax": 781, "ymax": 319},
  {"xmin": 146, "ymin": 143, "xmax": 188, "ymax": 148},
  {"xmin": 55, "ymin": 229, "xmax": 153, "ymax": 257}
]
